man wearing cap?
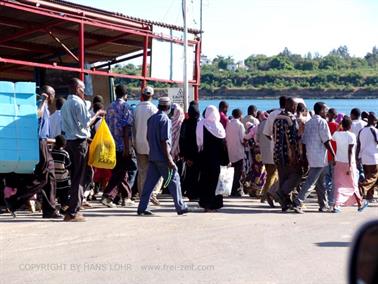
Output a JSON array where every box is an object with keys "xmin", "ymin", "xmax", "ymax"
[
  {"xmin": 137, "ymin": 97, "xmax": 188, "ymax": 215},
  {"xmin": 133, "ymin": 86, "xmax": 161, "ymax": 205},
  {"xmin": 357, "ymin": 112, "xmax": 378, "ymax": 206}
]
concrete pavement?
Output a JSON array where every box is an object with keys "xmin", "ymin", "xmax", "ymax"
[{"xmin": 0, "ymin": 196, "xmax": 377, "ymax": 284}]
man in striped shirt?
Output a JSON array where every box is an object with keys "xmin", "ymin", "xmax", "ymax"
[{"xmin": 51, "ymin": 135, "xmax": 71, "ymax": 213}]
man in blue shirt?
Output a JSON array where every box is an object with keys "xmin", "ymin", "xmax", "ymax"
[
  {"xmin": 137, "ymin": 97, "xmax": 188, "ymax": 215},
  {"xmin": 101, "ymin": 84, "xmax": 134, "ymax": 208},
  {"xmin": 61, "ymin": 78, "xmax": 105, "ymax": 222}
]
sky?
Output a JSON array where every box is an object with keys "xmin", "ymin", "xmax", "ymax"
[{"xmin": 74, "ymin": 0, "xmax": 378, "ymax": 61}]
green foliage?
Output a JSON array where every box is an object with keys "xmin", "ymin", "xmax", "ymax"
[
  {"xmin": 202, "ymin": 46, "xmax": 378, "ymax": 91},
  {"xmin": 110, "ymin": 46, "xmax": 378, "ymax": 92}
]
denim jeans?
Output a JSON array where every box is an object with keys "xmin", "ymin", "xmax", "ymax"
[
  {"xmin": 137, "ymin": 161, "xmax": 187, "ymax": 213},
  {"xmin": 295, "ymin": 166, "xmax": 328, "ymax": 209},
  {"xmin": 325, "ymin": 164, "xmax": 335, "ymax": 206}
]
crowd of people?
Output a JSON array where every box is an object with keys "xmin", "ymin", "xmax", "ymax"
[{"xmin": 1, "ymin": 77, "xmax": 377, "ymax": 221}]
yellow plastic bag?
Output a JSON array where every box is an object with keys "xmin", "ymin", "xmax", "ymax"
[{"xmin": 88, "ymin": 119, "xmax": 116, "ymax": 169}]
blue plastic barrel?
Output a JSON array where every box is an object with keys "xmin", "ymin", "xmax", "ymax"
[{"xmin": 0, "ymin": 81, "xmax": 39, "ymax": 173}]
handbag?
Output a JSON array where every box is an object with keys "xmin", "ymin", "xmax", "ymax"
[{"xmin": 215, "ymin": 166, "xmax": 234, "ymax": 196}]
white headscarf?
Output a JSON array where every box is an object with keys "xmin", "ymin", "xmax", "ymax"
[
  {"xmin": 171, "ymin": 103, "xmax": 185, "ymax": 160},
  {"xmin": 196, "ymin": 105, "xmax": 226, "ymax": 150}
]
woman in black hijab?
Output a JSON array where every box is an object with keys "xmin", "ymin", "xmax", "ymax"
[{"xmin": 179, "ymin": 101, "xmax": 201, "ymax": 200}]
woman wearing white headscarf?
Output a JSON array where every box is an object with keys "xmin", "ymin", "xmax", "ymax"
[
  {"xmin": 196, "ymin": 105, "xmax": 228, "ymax": 212},
  {"xmin": 170, "ymin": 103, "xmax": 185, "ymax": 161}
]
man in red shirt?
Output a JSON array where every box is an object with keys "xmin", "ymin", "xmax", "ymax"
[
  {"xmin": 219, "ymin": 101, "xmax": 229, "ymax": 129},
  {"xmin": 326, "ymin": 108, "xmax": 338, "ymax": 208}
]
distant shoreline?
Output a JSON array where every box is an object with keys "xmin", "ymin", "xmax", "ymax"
[
  {"xmin": 197, "ymin": 97, "xmax": 377, "ymax": 100},
  {"xmin": 198, "ymin": 88, "xmax": 378, "ymax": 100},
  {"xmin": 128, "ymin": 88, "xmax": 378, "ymax": 100}
]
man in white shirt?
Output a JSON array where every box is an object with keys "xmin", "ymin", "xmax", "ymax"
[
  {"xmin": 49, "ymin": 97, "xmax": 65, "ymax": 138},
  {"xmin": 242, "ymin": 105, "xmax": 259, "ymax": 130},
  {"xmin": 351, "ymin": 108, "xmax": 367, "ymax": 137},
  {"xmin": 293, "ymin": 102, "xmax": 335, "ymax": 214},
  {"xmin": 357, "ymin": 112, "xmax": 378, "ymax": 203},
  {"xmin": 133, "ymin": 86, "xmax": 160, "ymax": 204},
  {"xmin": 263, "ymin": 96, "xmax": 287, "ymax": 139},
  {"xmin": 226, "ymin": 109, "xmax": 246, "ymax": 197}
]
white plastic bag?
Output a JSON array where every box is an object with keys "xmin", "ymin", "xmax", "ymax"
[{"xmin": 215, "ymin": 166, "xmax": 234, "ymax": 196}]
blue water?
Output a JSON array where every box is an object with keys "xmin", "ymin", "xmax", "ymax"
[{"xmin": 128, "ymin": 99, "xmax": 378, "ymax": 115}]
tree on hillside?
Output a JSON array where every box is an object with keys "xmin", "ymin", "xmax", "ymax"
[
  {"xmin": 365, "ymin": 46, "xmax": 378, "ymax": 68},
  {"xmin": 213, "ymin": 55, "xmax": 234, "ymax": 70},
  {"xmin": 279, "ymin": 47, "xmax": 292, "ymax": 58},
  {"xmin": 268, "ymin": 56, "xmax": 294, "ymax": 70},
  {"xmin": 319, "ymin": 55, "xmax": 346, "ymax": 70},
  {"xmin": 330, "ymin": 45, "xmax": 351, "ymax": 59},
  {"xmin": 244, "ymin": 54, "xmax": 270, "ymax": 71}
]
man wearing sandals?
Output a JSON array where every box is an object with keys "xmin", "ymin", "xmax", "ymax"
[{"xmin": 137, "ymin": 97, "xmax": 188, "ymax": 216}]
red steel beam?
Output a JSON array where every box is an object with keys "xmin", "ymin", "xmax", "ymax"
[
  {"xmin": 0, "ymin": 20, "xmax": 64, "ymax": 44},
  {"xmin": 0, "ymin": 16, "xmax": 143, "ymax": 50},
  {"xmin": 194, "ymin": 40, "xmax": 201, "ymax": 101},
  {"xmin": 0, "ymin": 42, "xmax": 53, "ymax": 53},
  {"xmin": 0, "ymin": 1, "xmax": 149, "ymax": 36},
  {"xmin": 0, "ymin": 1, "xmax": 201, "ymax": 87},
  {"xmin": 79, "ymin": 22, "xmax": 85, "ymax": 81},
  {"xmin": 0, "ymin": 57, "xmax": 196, "ymax": 84},
  {"xmin": 141, "ymin": 35, "xmax": 149, "ymax": 94},
  {"xmin": 20, "ymin": 0, "xmax": 149, "ymax": 31},
  {"xmin": 0, "ymin": 1, "xmax": 199, "ymax": 46}
]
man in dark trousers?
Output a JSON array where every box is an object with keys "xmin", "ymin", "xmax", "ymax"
[
  {"xmin": 101, "ymin": 84, "xmax": 134, "ymax": 208},
  {"xmin": 137, "ymin": 97, "xmax": 188, "ymax": 216},
  {"xmin": 4, "ymin": 85, "xmax": 61, "ymax": 218},
  {"xmin": 61, "ymin": 78, "xmax": 105, "ymax": 222}
]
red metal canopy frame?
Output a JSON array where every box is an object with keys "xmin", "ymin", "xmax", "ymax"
[{"xmin": 0, "ymin": 0, "xmax": 201, "ymax": 99}]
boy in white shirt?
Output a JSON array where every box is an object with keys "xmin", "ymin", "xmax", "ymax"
[
  {"xmin": 226, "ymin": 109, "xmax": 246, "ymax": 197},
  {"xmin": 357, "ymin": 112, "xmax": 378, "ymax": 204}
]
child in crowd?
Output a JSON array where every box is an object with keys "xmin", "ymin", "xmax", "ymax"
[
  {"xmin": 90, "ymin": 102, "xmax": 112, "ymax": 199},
  {"xmin": 332, "ymin": 116, "xmax": 365, "ymax": 212},
  {"xmin": 51, "ymin": 135, "xmax": 71, "ymax": 214},
  {"xmin": 244, "ymin": 115, "xmax": 267, "ymax": 198}
]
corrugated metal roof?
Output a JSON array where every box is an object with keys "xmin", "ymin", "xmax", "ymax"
[{"xmin": 19, "ymin": 0, "xmax": 202, "ymax": 34}]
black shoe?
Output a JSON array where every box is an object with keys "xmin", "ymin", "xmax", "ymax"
[
  {"xmin": 4, "ymin": 198, "xmax": 16, "ymax": 218},
  {"xmin": 43, "ymin": 211, "xmax": 63, "ymax": 219},
  {"xmin": 137, "ymin": 210, "xmax": 153, "ymax": 216},
  {"xmin": 177, "ymin": 208, "xmax": 190, "ymax": 215},
  {"xmin": 272, "ymin": 192, "xmax": 288, "ymax": 211},
  {"xmin": 266, "ymin": 192, "xmax": 276, "ymax": 208}
]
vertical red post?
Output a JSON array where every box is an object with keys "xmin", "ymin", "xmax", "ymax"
[
  {"xmin": 140, "ymin": 35, "xmax": 149, "ymax": 99},
  {"xmin": 194, "ymin": 39, "xmax": 201, "ymax": 101},
  {"xmin": 79, "ymin": 21, "xmax": 85, "ymax": 81}
]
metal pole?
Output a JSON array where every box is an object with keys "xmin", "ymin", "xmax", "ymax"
[
  {"xmin": 200, "ymin": 0, "xmax": 203, "ymax": 41},
  {"xmin": 79, "ymin": 21, "xmax": 84, "ymax": 81},
  {"xmin": 182, "ymin": 0, "xmax": 189, "ymax": 112},
  {"xmin": 169, "ymin": 29, "xmax": 173, "ymax": 81},
  {"xmin": 141, "ymin": 35, "xmax": 149, "ymax": 99},
  {"xmin": 194, "ymin": 40, "xmax": 201, "ymax": 101}
]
